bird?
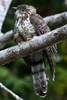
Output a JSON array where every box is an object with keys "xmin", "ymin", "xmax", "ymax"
[{"xmin": 13, "ymin": 4, "xmax": 57, "ymax": 97}]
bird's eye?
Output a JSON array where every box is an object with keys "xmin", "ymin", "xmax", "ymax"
[{"xmin": 22, "ymin": 9, "xmax": 24, "ymax": 11}]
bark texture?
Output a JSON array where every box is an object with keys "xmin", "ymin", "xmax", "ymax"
[{"xmin": 0, "ymin": 25, "xmax": 67, "ymax": 65}]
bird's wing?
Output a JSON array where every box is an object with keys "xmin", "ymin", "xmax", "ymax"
[
  {"xmin": 30, "ymin": 13, "xmax": 50, "ymax": 35},
  {"xmin": 30, "ymin": 13, "xmax": 57, "ymax": 80}
]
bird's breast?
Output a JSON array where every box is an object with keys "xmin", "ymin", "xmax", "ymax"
[{"xmin": 18, "ymin": 18, "xmax": 36, "ymax": 40}]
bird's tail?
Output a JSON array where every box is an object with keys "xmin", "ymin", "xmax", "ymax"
[
  {"xmin": 31, "ymin": 62, "xmax": 48, "ymax": 97},
  {"xmin": 44, "ymin": 46, "xmax": 57, "ymax": 81}
]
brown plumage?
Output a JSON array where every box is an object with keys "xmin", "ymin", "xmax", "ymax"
[{"xmin": 13, "ymin": 4, "xmax": 57, "ymax": 97}]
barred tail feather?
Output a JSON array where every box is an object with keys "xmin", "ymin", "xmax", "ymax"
[
  {"xmin": 46, "ymin": 54, "xmax": 55, "ymax": 81},
  {"xmin": 44, "ymin": 49, "xmax": 55, "ymax": 81},
  {"xmin": 31, "ymin": 63, "xmax": 47, "ymax": 97},
  {"xmin": 31, "ymin": 64, "xmax": 41, "ymax": 95},
  {"xmin": 38, "ymin": 63, "xmax": 48, "ymax": 94}
]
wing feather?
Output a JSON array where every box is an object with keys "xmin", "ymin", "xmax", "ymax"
[{"xmin": 30, "ymin": 13, "xmax": 57, "ymax": 80}]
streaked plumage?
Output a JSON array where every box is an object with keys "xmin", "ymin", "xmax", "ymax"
[{"xmin": 13, "ymin": 4, "xmax": 57, "ymax": 97}]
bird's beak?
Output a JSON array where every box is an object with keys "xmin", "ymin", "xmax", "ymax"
[{"xmin": 12, "ymin": 7, "xmax": 17, "ymax": 10}]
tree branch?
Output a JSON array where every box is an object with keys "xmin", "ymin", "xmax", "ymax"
[
  {"xmin": 44, "ymin": 11, "xmax": 67, "ymax": 26},
  {"xmin": 0, "ymin": 30, "xmax": 13, "ymax": 49},
  {"xmin": 0, "ymin": 11, "xmax": 67, "ymax": 48},
  {"xmin": 0, "ymin": 30, "xmax": 13, "ymax": 42},
  {"xmin": 0, "ymin": 24, "xmax": 67, "ymax": 65},
  {"xmin": 0, "ymin": 0, "xmax": 12, "ymax": 31},
  {"xmin": 0, "ymin": 83, "xmax": 23, "ymax": 100},
  {"xmin": 0, "ymin": 0, "xmax": 12, "ymax": 49}
]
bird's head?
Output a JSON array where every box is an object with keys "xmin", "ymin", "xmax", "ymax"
[{"xmin": 14, "ymin": 4, "xmax": 36, "ymax": 20}]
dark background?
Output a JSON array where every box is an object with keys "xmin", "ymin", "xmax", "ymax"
[{"xmin": 0, "ymin": 0, "xmax": 67, "ymax": 100}]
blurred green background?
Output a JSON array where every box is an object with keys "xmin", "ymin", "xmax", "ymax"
[{"xmin": 0, "ymin": 0, "xmax": 67, "ymax": 100}]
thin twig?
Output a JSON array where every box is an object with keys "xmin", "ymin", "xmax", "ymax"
[{"xmin": 0, "ymin": 83, "xmax": 23, "ymax": 100}]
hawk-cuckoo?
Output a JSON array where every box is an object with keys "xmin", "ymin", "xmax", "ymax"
[{"xmin": 13, "ymin": 4, "xmax": 57, "ymax": 97}]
